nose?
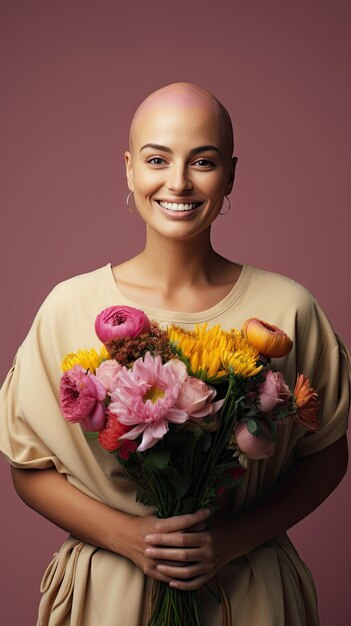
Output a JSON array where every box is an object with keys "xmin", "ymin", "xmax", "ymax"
[{"xmin": 166, "ymin": 162, "xmax": 193, "ymax": 193}]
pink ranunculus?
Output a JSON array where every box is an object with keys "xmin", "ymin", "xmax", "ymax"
[
  {"xmin": 60, "ymin": 365, "xmax": 107, "ymax": 431},
  {"xmin": 175, "ymin": 376, "xmax": 224, "ymax": 420},
  {"xmin": 235, "ymin": 421, "xmax": 275, "ymax": 460},
  {"xmin": 258, "ymin": 370, "xmax": 291, "ymax": 413},
  {"xmin": 95, "ymin": 359, "xmax": 122, "ymax": 393},
  {"xmin": 95, "ymin": 305, "xmax": 151, "ymax": 343}
]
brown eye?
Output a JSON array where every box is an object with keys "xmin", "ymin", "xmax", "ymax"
[
  {"xmin": 147, "ymin": 157, "xmax": 166, "ymax": 165},
  {"xmin": 194, "ymin": 159, "xmax": 215, "ymax": 167}
]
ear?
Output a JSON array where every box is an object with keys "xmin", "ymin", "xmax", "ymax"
[
  {"xmin": 225, "ymin": 156, "xmax": 238, "ymax": 195},
  {"xmin": 124, "ymin": 151, "xmax": 134, "ymax": 191}
]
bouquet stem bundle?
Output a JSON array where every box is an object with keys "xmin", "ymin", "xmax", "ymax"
[{"xmin": 116, "ymin": 377, "xmax": 252, "ymax": 625}]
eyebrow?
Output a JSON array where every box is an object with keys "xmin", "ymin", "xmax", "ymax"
[{"xmin": 140, "ymin": 143, "xmax": 222, "ymax": 156}]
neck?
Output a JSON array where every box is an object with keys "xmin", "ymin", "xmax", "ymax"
[{"xmin": 137, "ymin": 226, "xmax": 222, "ymax": 291}]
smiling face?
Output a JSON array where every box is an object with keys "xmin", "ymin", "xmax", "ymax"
[{"xmin": 125, "ymin": 83, "xmax": 237, "ymax": 241}]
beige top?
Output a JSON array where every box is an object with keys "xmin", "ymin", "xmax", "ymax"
[{"xmin": 1, "ymin": 263, "xmax": 350, "ymax": 626}]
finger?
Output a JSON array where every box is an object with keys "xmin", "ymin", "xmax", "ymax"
[
  {"xmin": 145, "ymin": 546, "xmax": 204, "ymax": 562},
  {"xmin": 157, "ymin": 562, "xmax": 209, "ymax": 579},
  {"xmin": 145, "ymin": 531, "xmax": 207, "ymax": 548},
  {"xmin": 146, "ymin": 509, "xmax": 211, "ymax": 537},
  {"xmin": 152, "ymin": 572, "xmax": 175, "ymax": 583},
  {"xmin": 169, "ymin": 574, "xmax": 209, "ymax": 591},
  {"xmin": 187, "ymin": 521, "xmax": 208, "ymax": 532},
  {"xmin": 145, "ymin": 561, "xmax": 174, "ymax": 584}
]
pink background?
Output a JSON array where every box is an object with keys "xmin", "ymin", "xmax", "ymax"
[{"xmin": 0, "ymin": 1, "xmax": 350, "ymax": 624}]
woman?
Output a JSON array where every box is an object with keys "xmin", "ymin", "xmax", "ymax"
[{"xmin": 0, "ymin": 82, "xmax": 350, "ymax": 625}]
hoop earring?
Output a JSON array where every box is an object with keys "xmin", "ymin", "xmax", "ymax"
[
  {"xmin": 127, "ymin": 191, "xmax": 135, "ymax": 214},
  {"xmin": 219, "ymin": 195, "xmax": 231, "ymax": 216}
]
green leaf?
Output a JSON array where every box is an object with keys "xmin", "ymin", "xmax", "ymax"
[
  {"xmin": 143, "ymin": 450, "xmax": 171, "ymax": 471},
  {"xmin": 168, "ymin": 472, "xmax": 192, "ymax": 500},
  {"xmin": 265, "ymin": 417, "xmax": 277, "ymax": 439},
  {"xmin": 247, "ymin": 418, "xmax": 258, "ymax": 435},
  {"xmin": 84, "ymin": 431, "xmax": 99, "ymax": 441}
]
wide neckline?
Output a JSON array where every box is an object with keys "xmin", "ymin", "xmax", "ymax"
[{"xmin": 104, "ymin": 262, "xmax": 254, "ymax": 324}]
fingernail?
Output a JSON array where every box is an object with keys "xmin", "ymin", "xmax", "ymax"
[
  {"xmin": 145, "ymin": 548, "xmax": 155, "ymax": 556},
  {"xmin": 157, "ymin": 564, "xmax": 166, "ymax": 571}
]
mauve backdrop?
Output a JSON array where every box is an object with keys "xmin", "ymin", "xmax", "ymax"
[{"xmin": 0, "ymin": 0, "xmax": 350, "ymax": 624}]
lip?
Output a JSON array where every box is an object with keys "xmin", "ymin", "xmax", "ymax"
[
  {"xmin": 155, "ymin": 198, "xmax": 203, "ymax": 203},
  {"xmin": 155, "ymin": 199, "xmax": 203, "ymax": 220}
]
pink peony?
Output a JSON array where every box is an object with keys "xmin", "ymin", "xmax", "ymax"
[
  {"xmin": 175, "ymin": 376, "xmax": 224, "ymax": 420},
  {"xmin": 258, "ymin": 370, "xmax": 291, "ymax": 413},
  {"xmin": 109, "ymin": 352, "xmax": 188, "ymax": 452},
  {"xmin": 95, "ymin": 359, "xmax": 122, "ymax": 393},
  {"xmin": 235, "ymin": 421, "xmax": 275, "ymax": 460},
  {"xmin": 95, "ymin": 305, "xmax": 151, "ymax": 343},
  {"xmin": 60, "ymin": 365, "xmax": 107, "ymax": 431}
]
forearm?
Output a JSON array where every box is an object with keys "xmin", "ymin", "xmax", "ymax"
[
  {"xmin": 10, "ymin": 466, "xmax": 211, "ymax": 584},
  {"xmin": 226, "ymin": 434, "xmax": 349, "ymax": 558},
  {"xmin": 10, "ymin": 467, "xmax": 137, "ymax": 558}
]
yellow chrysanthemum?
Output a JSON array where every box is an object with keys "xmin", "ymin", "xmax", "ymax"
[
  {"xmin": 168, "ymin": 323, "xmax": 230, "ymax": 381},
  {"xmin": 227, "ymin": 329, "xmax": 261, "ymax": 361},
  {"xmin": 61, "ymin": 345, "xmax": 110, "ymax": 373},
  {"xmin": 221, "ymin": 348, "xmax": 263, "ymax": 378},
  {"xmin": 169, "ymin": 322, "xmax": 262, "ymax": 380}
]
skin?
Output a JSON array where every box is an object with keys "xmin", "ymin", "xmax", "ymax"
[
  {"xmin": 114, "ymin": 82, "xmax": 241, "ymax": 312},
  {"xmin": 11, "ymin": 82, "xmax": 349, "ymax": 593}
]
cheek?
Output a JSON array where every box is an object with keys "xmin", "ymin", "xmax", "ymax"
[
  {"xmin": 133, "ymin": 170, "xmax": 163, "ymax": 197},
  {"xmin": 195, "ymin": 171, "xmax": 228, "ymax": 195}
]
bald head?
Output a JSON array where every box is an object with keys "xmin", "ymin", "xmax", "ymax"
[{"xmin": 128, "ymin": 82, "xmax": 234, "ymax": 160}]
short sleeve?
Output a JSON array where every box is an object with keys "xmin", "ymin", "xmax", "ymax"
[
  {"xmin": 0, "ymin": 267, "xmax": 152, "ymax": 514},
  {"xmin": 293, "ymin": 297, "xmax": 351, "ymax": 459},
  {"xmin": 0, "ymin": 347, "xmax": 60, "ymax": 469},
  {"xmin": 0, "ymin": 286, "xmax": 86, "ymax": 473}
]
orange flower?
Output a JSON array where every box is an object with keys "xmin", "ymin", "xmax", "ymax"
[
  {"xmin": 294, "ymin": 374, "xmax": 320, "ymax": 431},
  {"xmin": 242, "ymin": 318, "xmax": 293, "ymax": 358}
]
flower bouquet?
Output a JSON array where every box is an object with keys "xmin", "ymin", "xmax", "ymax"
[{"xmin": 59, "ymin": 307, "xmax": 320, "ymax": 626}]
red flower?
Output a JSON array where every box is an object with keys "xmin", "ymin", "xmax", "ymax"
[
  {"xmin": 98, "ymin": 412, "xmax": 137, "ymax": 458},
  {"xmin": 216, "ymin": 466, "xmax": 246, "ymax": 497}
]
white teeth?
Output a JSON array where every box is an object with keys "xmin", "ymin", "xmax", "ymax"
[{"xmin": 159, "ymin": 201, "xmax": 200, "ymax": 211}]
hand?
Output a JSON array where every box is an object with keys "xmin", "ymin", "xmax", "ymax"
[
  {"xmin": 125, "ymin": 508, "xmax": 212, "ymax": 584},
  {"xmin": 147, "ymin": 436, "xmax": 349, "ymax": 591},
  {"xmin": 144, "ymin": 516, "xmax": 234, "ymax": 590}
]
